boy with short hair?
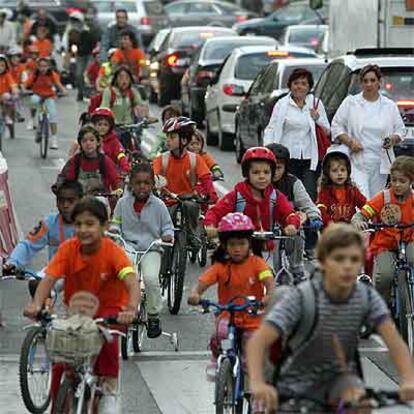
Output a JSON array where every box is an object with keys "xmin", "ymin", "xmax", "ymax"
[{"xmin": 247, "ymin": 223, "xmax": 414, "ymax": 412}]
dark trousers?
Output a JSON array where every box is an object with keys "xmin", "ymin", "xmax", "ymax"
[
  {"xmin": 75, "ymin": 55, "xmax": 90, "ymax": 100},
  {"xmin": 289, "ymin": 159, "xmax": 320, "ymax": 250}
]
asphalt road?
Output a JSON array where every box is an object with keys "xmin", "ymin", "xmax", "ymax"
[{"xmin": 0, "ymin": 94, "xmax": 411, "ymax": 413}]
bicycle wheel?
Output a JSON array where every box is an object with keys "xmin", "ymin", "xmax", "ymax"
[
  {"xmin": 53, "ymin": 376, "xmax": 88, "ymax": 414},
  {"xmin": 121, "ymin": 329, "xmax": 133, "ymax": 360},
  {"xmin": 397, "ymin": 269, "xmax": 414, "ymax": 355},
  {"xmin": 132, "ymin": 300, "xmax": 147, "ymax": 353},
  {"xmin": 0, "ymin": 119, "xmax": 4, "ymax": 152},
  {"xmin": 197, "ymin": 230, "xmax": 208, "ymax": 267},
  {"xmin": 215, "ymin": 357, "xmax": 235, "ymax": 414},
  {"xmin": 39, "ymin": 115, "xmax": 49, "ymax": 159},
  {"xmin": 19, "ymin": 326, "xmax": 51, "ymax": 414},
  {"xmin": 168, "ymin": 231, "xmax": 187, "ymax": 314}
]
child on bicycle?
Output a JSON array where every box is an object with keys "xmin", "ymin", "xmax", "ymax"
[
  {"xmin": 153, "ymin": 116, "xmax": 218, "ymax": 252},
  {"xmin": 23, "ymin": 57, "xmax": 67, "ymax": 150},
  {"xmin": 0, "ymin": 55, "xmax": 19, "ymax": 126},
  {"xmin": 204, "ymin": 147, "xmax": 300, "ymax": 245},
  {"xmin": 188, "ymin": 212, "xmax": 274, "ymax": 380},
  {"xmin": 85, "ymin": 46, "xmax": 100, "ymax": 92},
  {"xmin": 23, "ymin": 196, "xmax": 140, "ymax": 413},
  {"xmin": 188, "ymin": 129, "xmax": 223, "ymax": 179},
  {"xmin": 32, "ymin": 24, "xmax": 53, "ymax": 58},
  {"xmin": 247, "ymin": 223, "xmax": 414, "ymax": 412},
  {"xmin": 352, "ymin": 156, "xmax": 414, "ymax": 305},
  {"xmin": 110, "ymin": 162, "xmax": 174, "ymax": 338},
  {"xmin": 8, "ymin": 47, "xmax": 26, "ymax": 86},
  {"xmin": 266, "ymin": 143, "xmax": 322, "ymax": 280},
  {"xmin": 317, "ymin": 146, "xmax": 367, "ymax": 227},
  {"xmin": 55, "ymin": 124, "xmax": 123, "ymax": 196}
]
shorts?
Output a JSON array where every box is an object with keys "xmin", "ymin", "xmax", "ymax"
[{"xmin": 30, "ymin": 94, "xmax": 57, "ymax": 123}]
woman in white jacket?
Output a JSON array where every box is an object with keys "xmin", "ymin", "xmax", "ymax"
[
  {"xmin": 331, "ymin": 64, "xmax": 406, "ymax": 199},
  {"xmin": 263, "ymin": 68, "xmax": 330, "ymax": 202}
]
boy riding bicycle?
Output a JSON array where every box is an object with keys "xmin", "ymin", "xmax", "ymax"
[
  {"xmin": 24, "ymin": 197, "xmax": 140, "ymax": 413},
  {"xmin": 247, "ymin": 223, "xmax": 414, "ymax": 412}
]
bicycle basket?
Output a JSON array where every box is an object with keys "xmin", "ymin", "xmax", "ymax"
[{"xmin": 45, "ymin": 314, "xmax": 105, "ymax": 364}]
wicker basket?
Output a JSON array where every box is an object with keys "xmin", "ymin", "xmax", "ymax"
[{"xmin": 45, "ymin": 314, "xmax": 105, "ymax": 365}]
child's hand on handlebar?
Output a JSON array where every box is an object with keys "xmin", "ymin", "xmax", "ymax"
[
  {"xmin": 117, "ymin": 306, "xmax": 137, "ymax": 325},
  {"xmin": 283, "ymin": 225, "xmax": 297, "ymax": 236},
  {"xmin": 400, "ymin": 379, "xmax": 414, "ymax": 402},
  {"xmin": 353, "ymin": 221, "xmax": 369, "ymax": 231},
  {"xmin": 250, "ymin": 380, "xmax": 279, "ymax": 412},
  {"xmin": 23, "ymin": 302, "xmax": 42, "ymax": 320},
  {"xmin": 187, "ymin": 292, "xmax": 201, "ymax": 306}
]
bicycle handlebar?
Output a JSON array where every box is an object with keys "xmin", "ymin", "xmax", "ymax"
[
  {"xmin": 117, "ymin": 118, "xmax": 158, "ymax": 130},
  {"xmin": 368, "ymin": 223, "xmax": 414, "ymax": 230},
  {"xmin": 105, "ymin": 231, "xmax": 174, "ymax": 252},
  {"xmin": 1, "ymin": 266, "xmax": 41, "ymax": 281},
  {"xmin": 199, "ymin": 295, "xmax": 262, "ymax": 315},
  {"xmin": 253, "ymin": 231, "xmax": 295, "ymax": 241}
]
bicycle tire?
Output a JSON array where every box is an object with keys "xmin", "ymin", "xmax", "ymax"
[
  {"xmin": 397, "ymin": 269, "xmax": 414, "ymax": 355},
  {"xmin": 8, "ymin": 122, "xmax": 14, "ymax": 139},
  {"xmin": 198, "ymin": 230, "xmax": 208, "ymax": 267},
  {"xmin": 53, "ymin": 376, "xmax": 88, "ymax": 414},
  {"xmin": 215, "ymin": 357, "xmax": 235, "ymax": 414},
  {"xmin": 168, "ymin": 231, "xmax": 187, "ymax": 314},
  {"xmin": 0, "ymin": 119, "xmax": 4, "ymax": 152},
  {"xmin": 39, "ymin": 115, "xmax": 49, "ymax": 159},
  {"xmin": 121, "ymin": 329, "xmax": 132, "ymax": 360},
  {"xmin": 133, "ymin": 301, "xmax": 146, "ymax": 353},
  {"xmin": 19, "ymin": 326, "xmax": 51, "ymax": 414},
  {"xmin": 189, "ymin": 249, "xmax": 197, "ymax": 264}
]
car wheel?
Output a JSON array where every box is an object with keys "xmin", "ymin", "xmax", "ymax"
[
  {"xmin": 206, "ymin": 114, "xmax": 218, "ymax": 146},
  {"xmin": 235, "ymin": 122, "xmax": 245, "ymax": 163},
  {"xmin": 217, "ymin": 111, "xmax": 234, "ymax": 151}
]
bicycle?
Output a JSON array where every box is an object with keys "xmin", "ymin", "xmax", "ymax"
[
  {"xmin": 35, "ymin": 97, "xmax": 50, "ymax": 159},
  {"xmin": 199, "ymin": 296, "xmax": 262, "ymax": 414},
  {"xmin": 366, "ymin": 222, "xmax": 414, "ymax": 354},
  {"xmin": 105, "ymin": 231, "xmax": 179, "ymax": 360},
  {"xmin": 1, "ymin": 266, "xmax": 56, "ymax": 414}
]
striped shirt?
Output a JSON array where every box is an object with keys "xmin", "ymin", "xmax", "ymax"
[{"xmin": 265, "ymin": 280, "xmax": 389, "ymax": 395}]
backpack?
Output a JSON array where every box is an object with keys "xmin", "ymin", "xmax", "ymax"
[
  {"xmin": 268, "ymin": 275, "xmax": 370, "ymax": 382},
  {"xmin": 235, "ymin": 189, "xmax": 277, "ymax": 231},
  {"xmin": 87, "ymin": 87, "xmax": 135, "ymax": 114},
  {"xmin": 74, "ymin": 153, "xmax": 106, "ymax": 179},
  {"xmin": 160, "ymin": 151, "xmax": 197, "ymax": 187}
]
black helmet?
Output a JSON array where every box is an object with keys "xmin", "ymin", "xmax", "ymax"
[{"xmin": 266, "ymin": 143, "xmax": 290, "ymax": 162}]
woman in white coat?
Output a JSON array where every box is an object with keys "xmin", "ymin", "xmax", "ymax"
[
  {"xmin": 331, "ymin": 64, "xmax": 406, "ymax": 199},
  {"xmin": 263, "ymin": 68, "xmax": 330, "ymax": 202}
]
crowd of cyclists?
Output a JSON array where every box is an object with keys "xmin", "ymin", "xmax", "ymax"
[{"xmin": 0, "ymin": 5, "xmax": 413, "ymax": 414}]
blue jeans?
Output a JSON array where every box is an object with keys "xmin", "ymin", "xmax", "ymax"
[{"xmin": 30, "ymin": 95, "xmax": 57, "ymax": 123}]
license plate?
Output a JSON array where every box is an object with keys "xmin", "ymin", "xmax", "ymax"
[{"xmin": 176, "ymin": 58, "xmax": 189, "ymax": 66}]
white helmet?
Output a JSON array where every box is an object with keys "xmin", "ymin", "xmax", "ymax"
[
  {"xmin": 69, "ymin": 10, "xmax": 85, "ymax": 23},
  {"xmin": 107, "ymin": 48, "xmax": 117, "ymax": 58},
  {"xmin": 8, "ymin": 46, "xmax": 23, "ymax": 56}
]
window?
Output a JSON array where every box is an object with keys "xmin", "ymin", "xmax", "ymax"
[
  {"xmin": 165, "ymin": 3, "xmax": 187, "ymax": 15},
  {"xmin": 235, "ymin": 53, "xmax": 276, "ymax": 80},
  {"xmin": 249, "ymin": 67, "xmax": 268, "ymax": 96},
  {"xmin": 260, "ymin": 64, "xmax": 279, "ymax": 94},
  {"xmin": 144, "ymin": 1, "xmax": 164, "ymax": 15},
  {"xmin": 273, "ymin": 4, "xmax": 305, "ymax": 22},
  {"xmin": 92, "ymin": 1, "xmax": 137, "ymax": 13},
  {"xmin": 187, "ymin": 3, "xmax": 216, "ymax": 14}
]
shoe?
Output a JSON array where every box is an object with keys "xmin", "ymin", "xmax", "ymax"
[
  {"xmin": 147, "ymin": 317, "xmax": 162, "ymax": 339},
  {"xmin": 26, "ymin": 119, "xmax": 34, "ymax": 130},
  {"xmin": 98, "ymin": 394, "xmax": 120, "ymax": 414},
  {"xmin": 49, "ymin": 136, "xmax": 58, "ymax": 150}
]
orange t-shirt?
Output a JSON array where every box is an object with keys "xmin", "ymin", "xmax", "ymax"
[
  {"xmin": 0, "ymin": 72, "xmax": 16, "ymax": 94},
  {"xmin": 200, "ymin": 152, "xmax": 217, "ymax": 171},
  {"xmin": 10, "ymin": 63, "xmax": 26, "ymax": 84},
  {"xmin": 361, "ymin": 189, "xmax": 414, "ymax": 255},
  {"xmin": 25, "ymin": 59, "xmax": 37, "ymax": 75},
  {"xmin": 25, "ymin": 71, "xmax": 60, "ymax": 98},
  {"xmin": 334, "ymin": 187, "xmax": 347, "ymax": 204},
  {"xmin": 198, "ymin": 255, "xmax": 272, "ymax": 328},
  {"xmin": 111, "ymin": 48, "xmax": 145, "ymax": 78},
  {"xmin": 153, "ymin": 151, "xmax": 211, "ymax": 195},
  {"xmin": 33, "ymin": 38, "xmax": 53, "ymax": 58},
  {"xmin": 45, "ymin": 237, "xmax": 134, "ymax": 312}
]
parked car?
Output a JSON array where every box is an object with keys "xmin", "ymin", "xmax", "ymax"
[
  {"xmin": 91, "ymin": 0, "xmax": 168, "ymax": 46},
  {"xmin": 280, "ymin": 24, "xmax": 328, "ymax": 52},
  {"xmin": 164, "ymin": 0, "xmax": 255, "ymax": 28},
  {"xmin": 314, "ymin": 48, "xmax": 414, "ymax": 157},
  {"xmin": 182, "ymin": 35, "xmax": 277, "ymax": 127},
  {"xmin": 204, "ymin": 45, "xmax": 308, "ymax": 149},
  {"xmin": 235, "ymin": 57, "xmax": 327, "ymax": 161},
  {"xmin": 233, "ymin": 0, "xmax": 328, "ymax": 39},
  {"xmin": 152, "ymin": 26, "xmax": 237, "ymax": 106}
]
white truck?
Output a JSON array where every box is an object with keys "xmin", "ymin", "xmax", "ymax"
[{"xmin": 319, "ymin": 0, "xmax": 414, "ymax": 57}]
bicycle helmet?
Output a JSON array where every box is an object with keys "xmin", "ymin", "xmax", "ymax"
[
  {"xmin": 7, "ymin": 46, "xmax": 23, "ymax": 57},
  {"xmin": 322, "ymin": 145, "xmax": 351, "ymax": 179},
  {"xmin": 0, "ymin": 54, "xmax": 9, "ymax": 70},
  {"xmin": 90, "ymin": 107, "xmax": 115, "ymax": 129},
  {"xmin": 218, "ymin": 213, "xmax": 254, "ymax": 241},
  {"xmin": 241, "ymin": 146, "xmax": 276, "ymax": 178}
]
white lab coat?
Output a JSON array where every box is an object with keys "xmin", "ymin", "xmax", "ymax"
[
  {"xmin": 263, "ymin": 93, "xmax": 330, "ymax": 171},
  {"xmin": 331, "ymin": 92, "xmax": 406, "ymax": 198}
]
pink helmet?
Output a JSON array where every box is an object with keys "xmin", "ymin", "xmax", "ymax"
[{"xmin": 218, "ymin": 212, "xmax": 254, "ymax": 234}]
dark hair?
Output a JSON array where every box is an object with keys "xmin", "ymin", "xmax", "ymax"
[
  {"xmin": 129, "ymin": 161, "xmax": 155, "ymax": 183},
  {"xmin": 359, "ymin": 64, "xmax": 382, "ymax": 82},
  {"xmin": 77, "ymin": 124, "xmax": 100, "ymax": 146},
  {"xmin": 71, "ymin": 196, "xmax": 108, "ymax": 225},
  {"xmin": 211, "ymin": 236, "xmax": 262, "ymax": 265},
  {"xmin": 111, "ymin": 65, "xmax": 134, "ymax": 89},
  {"xmin": 116, "ymin": 9, "xmax": 128, "ymax": 18},
  {"xmin": 119, "ymin": 29, "xmax": 137, "ymax": 48},
  {"xmin": 56, "ymin": 180, "xmax": 84, "ymax": 198},
  {"xmin": 287, "ymin": 68, "xmax": 314, "ymax": 90},
  {"xmin": 161, "ymin": 105, "xmax": 181, "ymax": 123},
  {"xmin": 191, "ymin": 129, "xmax": 205, "ymax": 153},
  {"xmin": 321, "ymin": 154, "xmax": 352, "ymax": 187},
  {"xmin": 390, "ymin": 156, "xmax": 414, "ymax": 182},
  {"xmin": 79, "ymin": 111, "xmax": 91, "ymax": 126}
]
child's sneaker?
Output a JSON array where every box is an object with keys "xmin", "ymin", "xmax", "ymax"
[
  {"xmin": 147, "ymin": 317, "xmax": 162, "ymax": 338},
  {"xmin": 49, "ymin": 136, "xmax": 58, "ymax": 150}
]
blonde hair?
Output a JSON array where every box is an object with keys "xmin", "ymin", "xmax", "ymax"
[{"xmin": 390, "ymin": 156, "xmax": 414, "ymax": 182}]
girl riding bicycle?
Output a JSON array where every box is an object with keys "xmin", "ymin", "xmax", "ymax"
[
  {"xmin": 0, "ymin": 54, "xmax": 19, "ymax": 126},
  {"xmin": 188, "ymin": 212, "xmax": 274, "ymax": 381},
  {"xmin": 352, "ymin": 156, "xmax": 414, "ymax": 305},
  {"xmin": 24, "ymin": 196, "xmax": 140, "ymax": 413}
]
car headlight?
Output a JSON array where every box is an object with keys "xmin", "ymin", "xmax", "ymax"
[{"xmin": 150, "ymin": 62, "xmax": 159, "ymax": 70}]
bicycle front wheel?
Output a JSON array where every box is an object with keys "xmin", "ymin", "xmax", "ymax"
[
  {"xmin": 0, "ymin": 119, "xmax": 4, "ymax": 152},
  {"xmin": 215, "ymin": 357, "xmax": 235, "ymax": 414},
  {"xmin": 198, "ymin": 230, "xmax": 208, "ymax": 267},
  {"xmin": 121, "ymin": 329, "xmax": 133, "ymax": 360},
  {"xmin": 168, "ymin": 231, "xmax": 187, "ymax": 314},
  {"xmin": 53, "ymin": 376, "xmax": 88, "ymax": 414},
  {"xmin": 39, "ymin": 115, "xmax": 49, "ymax": 159},
  {"xmin": 398, "ymin": 269, "xmax": 414, "ymax": 355},
  {"xmin": 132, "ymin": 300, "xmax": 147, "ymax": 352},
  {"xmin": 19, "ymin": 326, "xmax": 51, "ymax": 414}
]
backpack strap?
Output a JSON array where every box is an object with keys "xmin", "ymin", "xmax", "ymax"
[
  {"xmin": 109, "ymin": 87, "xmax": 117, "ymax": 108},
  {"xmin": 269, "ymin": 189, "xmax": 277, "ymax": 231},
  {"xmin": 188, "ymin": 151, "xmax": 197, "ymax": 188},
  {"xmin": 161, "ymin": 151, "xmax": 169, "ymax": 178},
  {"xmin": 74, "ymin": 153, "xmax": 81, "ymax": 179},
  {"xmin": 98, "ymin": 153, "xmax": 106, "ymax": 177},
  {"xmin": 383, "ymin": 188, "xmax": 391, "ymax": 205},
  {"xmin": 235, "ymin": 191, "xmax": 246, "ymax": 213}
]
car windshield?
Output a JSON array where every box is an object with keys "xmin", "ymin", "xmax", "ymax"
[
  {"xmin": 144, "ymin": 0, "xmax": 164, "ymax": 15},
  {"xmin": 203, "ymin": 40, "xmax": 271, "ymax": 61},
  {"xmin": 171, "ymin": 30, "xmax": 232, "ymax": 49},
  {"xmin": 281, "ymin": 64, "xmax": 327, "ymax": 87},
  {"xmin": 288, "ymin": 27, "xmax": 326, "ymax": 48},
  {"xmin": 92, "ymin": 1, "xmax": 137, "ymax": 13},
  {"xmin": 349, "ymin": 68, "xmax": 414, "ymax": 102}
]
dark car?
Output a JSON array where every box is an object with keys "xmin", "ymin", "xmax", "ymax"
[
  {"xmin": 153, "ymin": 26, "xmax": 236, "ymax": 106},
  {"xmin": 234, "ymin": 56, "xmax": 327, "ymax": 161},
  {"xmin": 182, "ymin": 35, "xmax": 277, "ymax": 126},
  {"xmin": 314, "ymin": 48, "xmax": 414, "ymax": 157},
  {"xmin": 164, "ymin": 0, "xmax": 255, "ymax": 28},
  {"xmin": 233, "ymin": 0, "xmax": 328, "ymax": 39}
]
